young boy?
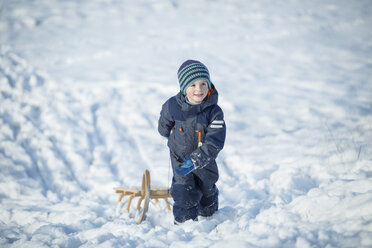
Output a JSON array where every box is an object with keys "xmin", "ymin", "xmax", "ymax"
[{"xmin": 158, "ymin": 60, "xmax": 226, "ymax": 224}]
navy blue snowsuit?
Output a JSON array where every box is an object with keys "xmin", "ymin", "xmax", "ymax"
[{"xmin": 158, "ymin": 85, "xmax": 226, "ymax": 223}]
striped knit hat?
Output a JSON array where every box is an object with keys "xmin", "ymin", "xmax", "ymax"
[{"xmin": 177, "ymin": 60, "xmax": 212, "ymax": 95}]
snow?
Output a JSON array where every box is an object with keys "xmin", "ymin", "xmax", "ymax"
[{"xmin": 1, "ymin": 0, "xmax": 372, "ymax": 247}]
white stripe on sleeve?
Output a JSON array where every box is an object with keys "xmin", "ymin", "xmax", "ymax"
[
  {"xmin": 210, "ymin": 124, "xmax": 224, "ymax": 129},
  {"xmin": 211, "ymin": 120, "xmax": 224, "ymax": 125}
]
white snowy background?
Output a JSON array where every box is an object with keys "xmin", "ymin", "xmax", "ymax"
[{"xmin": 1, "ymin": 0, "xmax": 372, "ymax": 247}]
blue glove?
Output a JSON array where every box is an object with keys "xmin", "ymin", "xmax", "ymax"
[{"xmin": 175, "ymin": 158, "xmax": 195, "ymax": 176}]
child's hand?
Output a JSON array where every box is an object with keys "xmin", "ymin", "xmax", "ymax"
[{"xmin": 175, "ymin": 158, "xmax": 195, "ymax": 176}]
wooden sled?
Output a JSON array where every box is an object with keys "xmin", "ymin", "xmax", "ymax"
[{"xmin": 114, "ymin": 170, "xmax": 172, "ymax": 224}]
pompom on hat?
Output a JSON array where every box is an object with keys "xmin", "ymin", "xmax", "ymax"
[{"xmin": 177, "ymin": 60, "xmax": 212, "ymax": 95}]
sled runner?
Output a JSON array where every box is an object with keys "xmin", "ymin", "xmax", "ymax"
[{"xmin": 114, "ymin": 170, "xmax": 172, "ymax": 224}]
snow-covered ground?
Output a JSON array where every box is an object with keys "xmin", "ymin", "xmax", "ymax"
[{"xmin": 1, "ymin": 0, "xmax": 372, "ymax": 247}]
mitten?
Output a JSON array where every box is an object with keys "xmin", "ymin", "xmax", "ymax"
[{"xmin": 175, "ymin": 158, "xmax": 195, "ymax": 176}]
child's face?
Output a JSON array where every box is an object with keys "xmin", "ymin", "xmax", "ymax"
[{"xmin": 185, "ymin": 79, "xmax": 209, "ymax": 104}]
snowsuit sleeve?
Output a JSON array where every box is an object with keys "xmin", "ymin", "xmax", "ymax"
[
  {"xmin": 190, "ymin": 105, "xmax": 226, "ymax": 169},
  {"xmin": 158, "ymin": 99, "xmax": 175, "ymax": 138}
]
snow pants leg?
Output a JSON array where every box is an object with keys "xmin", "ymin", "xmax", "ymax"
[{"xmin": 170, "ymin": 153, "xmax": 219, "ymax": 223}]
